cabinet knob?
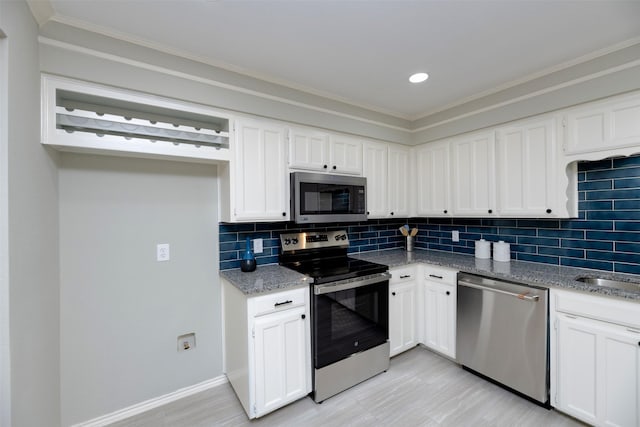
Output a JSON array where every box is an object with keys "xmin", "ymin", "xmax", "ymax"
[
  {"xmin": 390, "ymin": 212, "xmax": 394, "ymax": 215},
  {"xmin": 282, "ymin": 212, "xmax": 286, "ymax": 216},
  {"xmin": 446, "ymin": 291, "xmax": 451, "ymax": 295},
  {"xmin": 332, "ymin": 165, "xmax": 337, "ymax": 170},
  {"xmin": 323, "ymin": 164, "xmax": 328, "ymax": 169},
  {"xmin": 301, "ymin": 314, "xmax": 306, "ymax": 319},
  {"xmin": 443, "ymin": 210, "xmax": 448, "ymax": 214},
  {"xmin": 392, "ymin": 292, "xmax": 396, "ymax": 296},
  {"xmin": 546, "ymin": 208, "xmax": 552, "ymax": 214},
  {"xmin": 488, "ymin": 209, "xmax": 493, "ymax": 214},
  {"xmin": 367, "ymin": 211, "xmax": 370, "ymax": 215}
]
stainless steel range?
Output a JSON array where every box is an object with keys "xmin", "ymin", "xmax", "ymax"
[{"xmin": 279, "ymin": 230, "xmax": 390, "ymax": 403}]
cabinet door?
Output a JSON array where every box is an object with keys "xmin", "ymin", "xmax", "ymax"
[
  {"xmin": 388, "ymin": 144, "xmax": 411, "ymax": 218},
  {"xmin": 234, "ymin": 119, "xmax": 288, "ymax": 221},
  {"xmin": 329, "ymin": 135, "xmax": 363, "ymax": 175},
  {"xmin": 451, "ymin": 131, "xmax": 496, "ymax": 216},
  {"xmin": 556, "ymin": 314, "xmax": 598, "ymax": 425},
  {"xmin": 389, "ymin": 280, "xmax": 416, "ymax": 357},
  {"xmin": 363, "ymin": 141, "xmax": 388, "ymax": 218},
  {"xmin": 421, "ymin": 281, "xmax": 456, "ymax": 359},
  {"xmin": 496, "ymin": 118, "xmax": 558, "ymax": 217},
  {"xmin": 288, "ymin": 127, "xmax": 330, "ymax": 171},
  {"xmin": 416, "ymin": 141, "xmax": 451, "ymax": 216},
  {"xmin": 253, "ymin": 306, "xmax": 309, "ymax": 417},
  {"xmin": 564, "ymin": 91, "xmax": 640, "ymax": 156},
  {"xmin": 601, "ymin": 327, "xmax": 640, "ymax": 427}
]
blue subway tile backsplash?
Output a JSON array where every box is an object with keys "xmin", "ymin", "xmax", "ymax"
[{"xmin": 219, "ymin": 154, "xmax": 640, "ymax": 275}]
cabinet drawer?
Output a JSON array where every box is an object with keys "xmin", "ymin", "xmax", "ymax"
[
  {"xmin": 389, "ymin": 266, "xmax": 418, "ymax": 284},
  {"xmin": 553, "ymin": 289, "xmax": 640, "ymax": 329},
  {"xmin": 423, "ymin": 264, "xmax": 458, "ymax": 285},
  {"xmin": 250, "ymin": 287, "xmax": 308, "ymax": 317}
]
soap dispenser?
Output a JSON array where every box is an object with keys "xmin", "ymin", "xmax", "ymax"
[{"xmin": 240, "ymin": 237, "xmax": 257, "ymax": 272}]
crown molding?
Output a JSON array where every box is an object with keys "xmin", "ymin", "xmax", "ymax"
[{"xmin": 25, "ymin": 0, "xmax": 55, "ymax": 27}]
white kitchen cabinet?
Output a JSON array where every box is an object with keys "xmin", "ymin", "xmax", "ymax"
[
  {"xmin": 223, "ymin": 280, "xmax": 311, "ymax": 419},
  {"xmin": 496, "ymin": 116, "xmax": 564, "ymax": 217},
  {"xmin": 388, "ymin": 143, "xmax": 411, "ymax": 218},
  {"xmin": 451, "ymin": 131, "xmax": 496, "ymax": 216},
  {"xmin": 220, "ymin": 117, "xmax": 289, "ymax": 222},
  {"xmin": 389, "ymin": 266, "xmax": 418, "ymax": 357},
  {"xmin": 415, "ymin": 140, "xmax": 451, "ymax": 216},
  {"xmin": 564, "ymin": 90, "xmax": 640, "ymax": 160},
  {"xmin": 363, "ymin": 142, "xmax": 411, "ymax": 219},
  {"xmin": 363, "ymin": 141, "xmax": 389, "ymax": 218},
  {"xmin": 328, "ymin": 134, "xmax": 363, "ymax": 175},
  {"xmin": 551, "ymin": 289, "xmax": 640, "ymax": 427},
  {"xmin": 419, "ymin": 265, "xmax": 457, "ymax": 359},
  {"xmin": 288, "ymin": 126, "xmax": 330, "ymax": 172}
]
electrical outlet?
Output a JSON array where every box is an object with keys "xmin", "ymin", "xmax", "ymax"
[
  {"xmin": 452, "ymin": 231, "xmax": 460, "ymax": 242},
  {"xmin": 157, "ymin": 243, "xmax": 170, "ymax": 261},
  {"xmin": 177, "ymin": 332, "xmax": 195, "ymax": 352},
  {"xmin": 253, "ymin": 238, "xmax": 263, "ymax": 254}
]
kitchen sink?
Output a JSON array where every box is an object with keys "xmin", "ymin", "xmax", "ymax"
[{"xmin": 575, "ymin": 276, "xmax": 640, "ymax": 292}]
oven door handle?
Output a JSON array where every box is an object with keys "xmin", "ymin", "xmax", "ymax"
[{"xmin": 314, "ymin": 272, "xmax": 391, "ymax": 295}]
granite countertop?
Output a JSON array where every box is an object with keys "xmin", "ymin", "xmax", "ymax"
[
  {"xmin": 220, "ymin": 264, "xmax": 310, "ymax": 295},
  {"xmin": 353, "ymin": 249, "xmax": 640, "ymax": 301}
]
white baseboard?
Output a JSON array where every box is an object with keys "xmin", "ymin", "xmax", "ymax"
[{"xmin": 73, "ymin": 375, "xmax": 228, "ymax": 427}]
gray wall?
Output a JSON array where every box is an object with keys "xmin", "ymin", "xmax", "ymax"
[
  {"xmin": 59, "ymin": 154, "xmax": 220, "ymax": 425},
  {"xmin": 1, "ymin": 1, "xmax": 62, "ymax": 426}
]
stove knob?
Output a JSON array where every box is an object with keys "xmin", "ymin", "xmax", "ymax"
[
  {"xmin": 335, "ymin": 235, "xmax": 340, "ymax": 241},
  {"xmin": 292, "ymin": 238, "xmax": 298, "ymax": 244},
  {"xmin": 284, "ymin": 238, "xmax": 291, "ymax": 245},
  {"xmin": 341, "ymin": 234, "xmax": 347, "ymax": 240}
]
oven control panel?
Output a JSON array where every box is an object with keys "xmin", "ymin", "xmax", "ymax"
[{"xmin": 280, "ymin": 230, "xmax": 349, "ymax": 252}]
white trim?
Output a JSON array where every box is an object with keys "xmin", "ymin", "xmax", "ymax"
[
  {"xmin": 44, "ymin": 13, "xmax": 640, "ymax": 123},
  {"xmin": 0, "ymin": 28, "xmax": 11, "ymax": 427},
  {"xmin": 410, "ymin": 36, "xmax": 640, "ymax": 121},
  {"xmin": 38, "ymin": 36, "xmax": 412, "ymax": 135},
  {"xmin": 72, "ymin": 375, "xmax": 229, "ymax": 427},
  {"xmin": 47, "ymin": 13, "xmax": 411, "ymax": 121},
  {"xmin": 412, "ymin": 59, "xmax": 640, "ymax": 135}
]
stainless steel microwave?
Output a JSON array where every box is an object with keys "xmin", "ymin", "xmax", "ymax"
[{"xmin": 290, "ymin": 172, "xmax": 367, "ymax": 224}]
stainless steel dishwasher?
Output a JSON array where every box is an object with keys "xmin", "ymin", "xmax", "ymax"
[{"xmin": 457, "ymin": 273, "xmax": 549, "ymax": 405}]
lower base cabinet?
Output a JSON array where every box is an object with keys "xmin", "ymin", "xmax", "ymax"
[
  {"xmin": 222, "ymin": 279, "xmax": 311, "ymax": 419},
  {"xmin": 389, "ymin": 267, "xmax": 417, "ymax": 356},
  {"xmin": 551, "ymin": 289, "xmax": 640, "ymax": 427},
  {"xmin": 389, "ymin": 264, "xmax": 457, "ymax": 359}
]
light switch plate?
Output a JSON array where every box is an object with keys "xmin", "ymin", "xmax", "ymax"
[
  {"xmin": 253, "ymin": 238, "xmax": 263, "ymax": 254},
  {"xmin": 157, "ymin": 243, "xmax": 170, "ymax": 261},
  {"xmin": 452, "ymin": 231, "xmax": 460, "ymax": 242}
]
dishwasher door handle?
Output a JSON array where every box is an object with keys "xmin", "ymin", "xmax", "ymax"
[{"xmin": 458, "ymin": 279, "xmax": 540, "ymax": 302}]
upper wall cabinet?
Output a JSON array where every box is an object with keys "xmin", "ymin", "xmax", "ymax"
[
  {"xmin": 496, "ymin": 116, "xmax": 573, "ymax": 218},
  {"xmin": 288, "ymin": 127, "xmax": 331, "ymax": 171},
  {"xmin": 41, "ymin": 74, "xmax": 232, "ymax": 163},
  {"xmin": 563, "ymin": 90, "xmax": 640, "ymax": 161},
  {"xmin": 220, "ymin": 118, "xmax": 289, "ymax": 222},
  {"xmin": 328, "ymin": 135, "xmax": 363, "ymax": 175},
  {"xmin": 415, "ymin": 140, "xmax": 451, "ymax": 217},
  {"xmin": 363, "ymin": 141, "xmax": 389, "ymax": 218},
  {"xmin": 450, "ymin": 131, "xmax": 496, "ymax": 216},
  {"xmin": 288, "ymin": 128, "xmax": 362, "ymax": 175},
  {"xmin": 362, "ymin": 142, "xmax": 411, "ymax": 219},
  {"xmin": 388, "ymin": 143, "xmax": 411, "ymax": 218}
]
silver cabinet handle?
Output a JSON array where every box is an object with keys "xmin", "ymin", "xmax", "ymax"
[{"xmin": 458, "ymin": 279, "xmax": 540, "ymax": 302}]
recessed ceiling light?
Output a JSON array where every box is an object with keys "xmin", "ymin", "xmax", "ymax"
[{"xmin": 409, "ymin": 72, "xmax": 429, "ymax": 83}]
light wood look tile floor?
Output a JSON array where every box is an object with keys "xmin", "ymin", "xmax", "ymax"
[{"xmin": 110, "ymin": 348, "xmax": 585, "ymax": 426}]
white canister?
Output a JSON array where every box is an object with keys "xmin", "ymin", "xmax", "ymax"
[
  {"xmin": 493, "ymin": 240, "xmax": 511, "ymax": 262},
  {"xmin": 475, "ymin": 239, "xmax": 491, "ymax": 259}
]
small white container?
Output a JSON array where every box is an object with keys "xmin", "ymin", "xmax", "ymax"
[
  {"xmin": 493, "ymin": 241, "xmax": 511, "ymax": 262},
  {"xmin": 475, "ymin": 239, "xmax": 491, "ymax": 259}
]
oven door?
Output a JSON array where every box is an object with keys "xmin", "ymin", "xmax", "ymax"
[{"xmin": 313, "ymin": 274, "xmax": 389, "ymax": 369}]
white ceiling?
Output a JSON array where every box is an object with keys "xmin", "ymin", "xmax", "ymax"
[{"xmin": 38, "ymin": 0, "xmax": 640, "ymax": 120}]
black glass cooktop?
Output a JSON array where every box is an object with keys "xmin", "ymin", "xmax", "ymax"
[{"xmin": 282, "ymin": 256, "xmax": 388, "ymax": 285}]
